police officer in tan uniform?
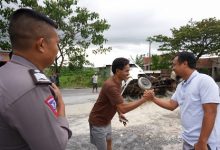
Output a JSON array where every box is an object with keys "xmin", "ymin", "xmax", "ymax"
[{"xmin": 0, "ymin": 8, "xmax": 72, "ymax": 150}]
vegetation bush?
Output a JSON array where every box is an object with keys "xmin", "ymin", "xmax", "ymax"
[{"xmin": 57, "ymin": 67, "xmax": 107, "ymax": 88}]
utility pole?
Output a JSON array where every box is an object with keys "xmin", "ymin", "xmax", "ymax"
[{"xmin": 148, "ymin": 40, "xmax": 152, "ymax": 70}]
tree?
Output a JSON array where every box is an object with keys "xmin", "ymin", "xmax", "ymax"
[
  {"xmin": 151, "ymin": 54, "xmax": 171, "ymax": 70},
  {"xmin": 0, "ymin": 0, "xmax": 111, "ymax": 72},
  {"xmin": 148, "ymin": 18, "xmax": 220, "ymax": 60},
  {"xmin": 68, "ymin": 48, "xmax": 93, "ymax": 69},
  {"xmin": 130, "ymin": 54, "xmax": 145, "ymax": 69}
]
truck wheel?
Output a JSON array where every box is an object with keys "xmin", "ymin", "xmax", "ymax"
[{"xmin": 138, "ymin": 77, "xmax": 152, "ymax": 90}]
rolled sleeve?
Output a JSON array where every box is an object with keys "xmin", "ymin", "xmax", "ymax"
[
  {"xmin": 57, "ymin": 116, "xmax": 72, "ymax": 139},
  {"xmin": 199, "ymin": 77, "xmax": 220, "ymax": 104}
]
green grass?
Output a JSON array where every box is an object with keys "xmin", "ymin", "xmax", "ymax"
[{"xmin": 58, "ymin": 68, "xmax": 108, "ymax": 88}]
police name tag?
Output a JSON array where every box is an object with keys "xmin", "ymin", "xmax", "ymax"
[{"xmin": 29, "ymin": 69, "xmax": 51, "ymax": 85}]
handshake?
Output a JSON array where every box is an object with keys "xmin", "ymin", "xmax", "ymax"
[{"xmin": 142, "ymin": 89, "xmax": 155, "ymax": 102}]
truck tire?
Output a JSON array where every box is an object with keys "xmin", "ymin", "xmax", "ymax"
[{"xmin": 138, "ymin": 77, "xmax": 152, "ymax": 90}]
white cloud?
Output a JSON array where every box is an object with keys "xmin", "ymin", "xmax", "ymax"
[
  {"xmin": 79, "ymin": 0, "xmax": 220, "ymax": 67},
  {"xmin": 86, "ymin": 43, "xmax": 160, "ymax": 67}
]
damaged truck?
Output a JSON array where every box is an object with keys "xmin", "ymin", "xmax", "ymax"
[{"xmin": 120, "ymin": 63, "xmax": 178, "ymax": 101}]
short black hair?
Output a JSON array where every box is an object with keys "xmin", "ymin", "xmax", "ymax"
[
  {"xmin": 176, "ymin": 51, "xmax": 196, "ymax": 69},
  {"xmin": 8, "ymin": 8, "xmax": 58, "ymax": 50},
  {"xmin": 112, "ymin": 57, "xmax": 129, "ymax": 74}
]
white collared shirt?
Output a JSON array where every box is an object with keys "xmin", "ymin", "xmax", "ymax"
[{"xmin": 172, "ymin": 70, "xmax": 220, "ymax": 147}]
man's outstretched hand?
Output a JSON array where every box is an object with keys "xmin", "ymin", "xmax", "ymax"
[{"xmin": 118, "ymin": 113, "xmax": 128, "ymax": 126}]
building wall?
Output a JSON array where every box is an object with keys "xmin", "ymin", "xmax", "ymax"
[
  {"xmin": 143, "ymin": 56, "xmax": 220, "ymax": 81},
  {"xmin": 0, "ymin": 52, "xmax": 10, "ymax": 62},
  {"xmin": 0, "ymin": 52, "xmax": 10, "ymax": 67},
  {"xmin": 212, "ymin": 57, "xmax": 220, "ymax": 81}
]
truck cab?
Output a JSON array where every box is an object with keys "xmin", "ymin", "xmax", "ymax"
[
  {"xmin": 121, "ymin": 63, "xmax": 177, "ymax": 100},
  {"xmin": 121, "ymin": 63, "xmax": 152, "ymax": 101},
  {"xmin": 129, "ymin": 63, "xmax": 146, "ymax": 79}
]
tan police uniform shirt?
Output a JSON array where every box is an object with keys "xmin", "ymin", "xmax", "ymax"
[{"xmin": 0, "ymin": 55, "xmax": 72, "ymax": 150}]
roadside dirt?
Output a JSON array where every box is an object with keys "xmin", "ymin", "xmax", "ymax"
[{"xmin": 65, "ymin": 100, "xmax": 182, "ymax": 150}]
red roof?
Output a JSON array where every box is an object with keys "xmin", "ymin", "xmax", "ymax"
[{"xmin": 143, "ymin": 57, "xmax": 151, "ymax": 64}]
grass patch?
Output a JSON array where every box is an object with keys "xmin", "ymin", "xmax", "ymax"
[{"xmin": 58, "ymin": 67, "xmax": 108, "ymax": 88}]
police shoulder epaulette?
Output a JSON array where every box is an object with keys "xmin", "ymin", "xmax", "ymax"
[{"xmin": 29, "ymin": 69, "xmax": 51, "ymax": 85}]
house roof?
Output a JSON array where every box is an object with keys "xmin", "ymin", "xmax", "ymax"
[{"xmin": 143, "ymin": 57, "xmax": 151, "ymax": 64}]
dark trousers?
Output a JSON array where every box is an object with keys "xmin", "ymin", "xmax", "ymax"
[{"xmin": 93, "ymin": 83, "xmax": 98, "ymax": 91}]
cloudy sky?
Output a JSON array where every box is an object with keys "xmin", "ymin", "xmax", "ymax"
[{"xmin": 78, "ymin": 0, "xmax": 220, "ymax": 67}]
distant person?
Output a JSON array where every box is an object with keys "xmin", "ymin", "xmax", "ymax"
[
  {"xmin": 0, "ymin": 8, "xmax": 72, "ymax": 150},
  {"xmin": 92, "ymin": 73, "xmax": 98, "ymax": 92},
  {"xmin": 88, "ymin": 57, "xmax": 153, "ymax": 150},
  {"xmin": 149, "ymin": 52, "xmax": 220, "ymax": 150},
  {"xmin": 55, "ymin": 72, "xmax": 60, "ymax": 86},
  {"xmin": 49, "ymin": 72, "xmax": 56, "ymax": 83},
  {"xmin": 50, "ymin": 72, "xmax": 60, "ymax": 86}
]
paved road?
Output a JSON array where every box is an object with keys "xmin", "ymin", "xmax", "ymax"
[
  {"xmin": 62, "ymin": 88, "xmax": 98, "ymax": 105},
  {"xmin": 62, "ymin": 82, "xmax": 220, "ymax": 105}
]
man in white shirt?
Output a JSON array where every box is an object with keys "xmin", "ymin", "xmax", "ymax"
[
  {"xmin": 150, "ymin": 52, "xmax": 220, "ymax": 150},
  {"xmin": 92, "ymin": 73, "xmax": 98, "ymax": 92}
]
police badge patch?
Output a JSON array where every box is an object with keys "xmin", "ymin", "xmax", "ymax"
[
  {"xmin": 29, "ymin": 69, "xmax": 52, "ymax": 85},
  {"xmin": 45, "ymin": 96, "xmax": 58, "ymax": 117}
]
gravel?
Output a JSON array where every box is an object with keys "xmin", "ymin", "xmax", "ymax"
[{"xmin": 65, "ymin": 102, "xmax": 183, "ymax": 150}]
